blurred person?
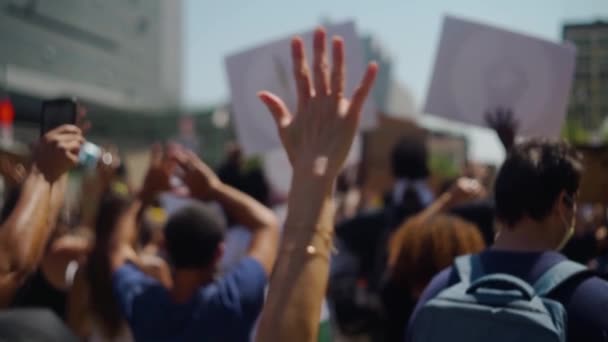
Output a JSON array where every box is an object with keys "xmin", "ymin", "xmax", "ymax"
[
  {"xmin": 68, "ymin": 146, "xmax": 172, "ymax": 341},
  {"xmin": 217, "ymin": 142, "xmax": 244, "ymax": 193},
  {"xmin": 585, "ymin": 205, "xmax": 608, "ymax": 274},
  {"xmin": 255, "ymin": 27, "xmax": 378, "ymax": 341},
  {"xmin": 0, "ymin": 125, "xmax": 84, "ymax": 341},
  {"xmin": 0, "ymin": 125, "xmax": 84, "ymax": 308},
  {"xmin": 335, "ymin": 164, "xmax": 362, "ymax": 223},
  {"xmin": 12, "ymin": 145, "xmax": 126, "ymax": 320},
  {"xmin": 138, "ymin": 206, "xmax": 168, "ymax": 257},
  {"xmin": 108, "ymin": 145, "xmax": 279, "ymax": 341},
  {"xmin": 10, "ymin": 210, "xmax": 90, "ymax": 321},
  {"xmin": 440, "ymin": 108, "xmax": 521, "ymax": 246},
  {"xmin": 381, "ymin": 214, "xmax": 485, "ymax": 341},
  {"xmin": 216, "ymin": 144, "xmax": 275, "ymax": 274},
  {"xmin": 329, "ymin": 136, "xmax": 434, "ymax": 338},
  {"xmin": 407, "ymin": 139, "xmax": 608, "ymax": 342}
]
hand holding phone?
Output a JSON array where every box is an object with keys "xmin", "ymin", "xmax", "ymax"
[{"xmin": 40, "ymin": 98, "xmax": 78, "ymax": 136}]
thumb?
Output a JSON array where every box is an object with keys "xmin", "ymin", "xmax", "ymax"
[{"xmin": 258, "ymin": 91, "xmax": 292, "ymax": 128}]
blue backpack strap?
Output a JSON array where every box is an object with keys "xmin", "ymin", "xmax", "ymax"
[
  {"xmin": 454, "ymin": 254, "xmax": 483, "ymax": 284},
  {"xmin": 533, "ymin": 260, "xmax": 591, "ymax": 296}
]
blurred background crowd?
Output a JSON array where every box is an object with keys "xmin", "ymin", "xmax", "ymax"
[{"xmin": 0, "ymin": 0, "xmax": 607, "ymax": 341}]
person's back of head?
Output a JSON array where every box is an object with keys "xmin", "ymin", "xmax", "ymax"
[
  {"xmin": 382, "ymin": 214, "xmax": 485, "ymax": 341},
  {"xmin": 494, "ymin": 139, "xmax": 582, "ymax": 249},
  {"xmin": 387, "ymin": 214, "xmax": 485, "ymax": 297},
  {"xmin": 164, "ymin": 203, "xmax": 226, "ymax": 270},
  {"xmin": 391, "ymin": 136, "xmax": 429, "ymax": 180}
]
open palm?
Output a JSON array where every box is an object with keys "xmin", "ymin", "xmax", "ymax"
[{"xmin": 259, "ymin": 27, "xmax": 377, "ymax": 180}]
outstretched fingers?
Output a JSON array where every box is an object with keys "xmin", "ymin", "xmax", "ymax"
[
  {"xmin": 258, "ymin": 91, "xmax": 293, "ymax": 129},
  {"xmin": 291, "ymin": 37, "xmax": 313, "ymax": 107},
  {"xmin": 330, "ymin": 36, "xmax": 345, "ymax": 99},
  {"xmin": 312, "ymin": 27, "xmax": 330, "ymax": 96},
  {"xmin": 347, "ymin": 62, "xmax": 378, "ymax": 120}
]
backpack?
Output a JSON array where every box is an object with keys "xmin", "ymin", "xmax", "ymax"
[{"xmin": 409, "ymin": 254, "xmax": 591, "ymax": 342}]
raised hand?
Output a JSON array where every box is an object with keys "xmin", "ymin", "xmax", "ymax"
[
  {"xmin": 34, "ymin": 125, "xmax": 84, "ymax": 182},
  {"xmin": 258, "ymin": 27, "xmax": 377, "ymax": 180},
  {"xmin": 485, "ymin": 107, "xmax": 518, "ymax": 152},
  {"xmin": 140, "ymin": 144, "xmax": 174, "ymax": 201},
  {"xmin": 172, "ymin": 148, "xmax": 220, "ymax": 201},
  {"xmin": 447, "ymin": 177, "xmax": 486, "ymax": 207}
]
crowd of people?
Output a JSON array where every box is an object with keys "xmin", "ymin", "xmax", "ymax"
[{"xmin": 0, "ymin": 26, "xmax": 607, "ymax": 342}]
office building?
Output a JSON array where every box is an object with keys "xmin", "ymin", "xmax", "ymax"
[
  {"xmin": 0, "ymin": 0, "xmax": 182, "ymax": 122},
  {"xmin": 563, "ymin": 20, "xmax": 608, "ymax": 132}
]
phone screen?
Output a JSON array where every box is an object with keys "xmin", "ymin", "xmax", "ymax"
[{"xmin": 40, "ymin": 98, "xmax": 77, "ymax": 136}]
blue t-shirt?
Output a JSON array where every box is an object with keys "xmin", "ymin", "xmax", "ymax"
[
  {"xmin": 406, "ymin": 250, "xmax": 608, "ymax": 342},
  {"xmin": 112, "ymin": 257, "xmax": 267, "ymax": 342}
]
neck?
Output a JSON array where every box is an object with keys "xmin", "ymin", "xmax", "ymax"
[
  {"xmin": 492, "ymin": 219, "xmax": 558, "ymax": 252},
  {"xmin": 171, "ymin": 268, "xmax": 215, "ymax": 303}
]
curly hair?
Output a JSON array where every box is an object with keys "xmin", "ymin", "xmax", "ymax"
[{"xmin": 387, "ymin": 214, "xmax": 485, "ymax": 296}]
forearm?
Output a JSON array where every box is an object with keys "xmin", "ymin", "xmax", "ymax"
[
  {"xmin": 207, "ymin": 182, "xmax": 276, "ymax": 231},
  {"xmin": 256, "ymin": 176, "xmax": 335, "ymax": 342},
  {"xmin": 48, "ymin": 174, "xmax": 68, "ymax": 230},
  {"xmin": 0, "ymin": 166, "xmax": 53, "ymax": 278},
  {"xmin": 415, "ymin": 192, "xmax": 453, "ymax": 222}
]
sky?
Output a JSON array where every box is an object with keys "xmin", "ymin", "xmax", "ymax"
[{"xmin": 183, "ymin": 0, "xmax": 608, "ymax": 109}]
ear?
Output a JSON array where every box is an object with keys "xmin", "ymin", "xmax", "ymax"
[{"xmin": 555, "ymin": 190, "xmax": 574, "ymax": 217}]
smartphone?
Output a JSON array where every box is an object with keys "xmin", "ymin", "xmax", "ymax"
[{"xmin": 40, "ymin": 98, "xmax": 77, "ymax": 136}]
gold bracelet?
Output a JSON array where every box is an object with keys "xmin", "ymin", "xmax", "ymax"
[{"xmin": 280, "ymin": 228, "xmax": 338, "ymax": 260}]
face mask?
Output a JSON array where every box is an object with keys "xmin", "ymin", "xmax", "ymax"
[{"xmin": 556, "ymin": 213, "xmax": 575, "ymax": 251}]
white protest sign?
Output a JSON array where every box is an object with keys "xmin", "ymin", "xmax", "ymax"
[
  {"xmin": 424, "ymin": 16, "xmax": 577, "ymax": 138},
  {"xmin": 226, "ymin": 21, "xmax": 376, "ymax": 156}
]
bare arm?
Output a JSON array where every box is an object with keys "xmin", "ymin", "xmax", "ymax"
[
  {"xmin": 0, "ymin": 125, "xmax": 83, "ymax": 307},
  {"xmin": 414, "ymin": 177, "xmax": 486, "ymax": 222},
  {"xmin": 175, "ymin": 150, "xmax": 279, "ymax": 274},
  {"xmin": 257, "ymin": 176, "xmax": 334, "ymax": 341},
  {"xmin": 109, "ymin": 145, "xmax": 171, "ymax": 280},
  {"xmin": 255, "ymin": 28, "xmax": 378, "ymax": 342}
]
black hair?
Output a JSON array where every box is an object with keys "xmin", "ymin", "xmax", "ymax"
[
  {"xmin": 494, "ymin": 139, "xmax": 582, "ymax": 227},
  {"xmin": 164, "ymin": 203, "xmax": 226, "ymax": 269},
  {"xmin": 86, "ymin": 190, "xmax": 133, "ymax": 338},
  {"xmin": 391, "ymin": 136, "xmax": 429, "ymax": 180}
]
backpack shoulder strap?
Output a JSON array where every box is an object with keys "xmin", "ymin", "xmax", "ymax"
[
  {"xmin": 533, "ymin": 260, "xmax": 592, "ymax": 296},
  {"xmin": 453, "ymin": 254, "xmax": 483, "ymax": 284}
]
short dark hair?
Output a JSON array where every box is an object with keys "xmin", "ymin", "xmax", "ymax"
[
  {"xmin": 494, "ymin": 139, "xmax": 583, "ymax": 226},
  {"xmin": 164, "ymin": 203, "xmax": 226, "ymax": 269},
  {"xmin": 391, "ymin": 136, "xmax": 429, "ymax": 180}
]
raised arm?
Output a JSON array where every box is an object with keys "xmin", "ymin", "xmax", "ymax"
[
  {"xmin": 174, "ymin": 149, "xmax": 279, "ymax": 275},
  {"xmin": 414, "ymin": 177, "xmax": 486, "ymax": 222},
  {"xmin": 0, "ymin": 125, "xmax": 83, "ymax": 307},
  {"xmin": 255, "ymin": 27, "xmax": 377, "ymax": 342},
  {"xmin": 109, "ymin": 144, "xmax": 171, "ymax": 277}
]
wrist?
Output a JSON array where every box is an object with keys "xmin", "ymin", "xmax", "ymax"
[
  {"xmin": 29, "ymin": 164, "xmax": 55, "ymax": 184},
  {"xmin": 291, "ymin": 171, "xmax": 335, "ymax": 194}
]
